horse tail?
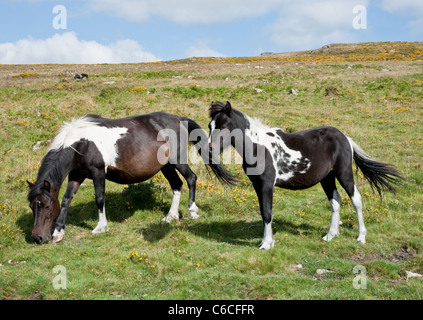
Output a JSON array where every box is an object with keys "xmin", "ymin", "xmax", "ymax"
[
  {"xmin": 180, "ymin": 117, "xmax": 237, "ymax": 185},
  {"xmin": 349, "ymin": 138, "xmax": 404, "ymax": 197}
]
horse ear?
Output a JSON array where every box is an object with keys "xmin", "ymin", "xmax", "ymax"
[
  {"xmin": 26, "ymin": 180, "xmax": 34, "ymax": 188},
  {"xmin": 43, "ymin": 180, "xmax": 51, "ymax": 193},
  {"xmin": 225, "ymin": 101, "xmax": 232, "ymax": 114}
]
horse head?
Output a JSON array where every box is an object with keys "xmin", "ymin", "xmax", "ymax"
[{"xmin": 28, "ymin": 180, "xmax": 61, "ymax": 244}]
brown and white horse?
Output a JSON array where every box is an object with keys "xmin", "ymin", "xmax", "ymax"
[{"xmin": 28, "ymin": 112, "xmax": 235, "ymax": 244}]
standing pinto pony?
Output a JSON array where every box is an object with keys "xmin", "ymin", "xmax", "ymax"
[
  {"xmin": 28, "ymin": 112, "xmax": 235, "ymax": 244},
  {"xmin": 207, "ymin": 101, "xmax": 403, "ymax": 249}
]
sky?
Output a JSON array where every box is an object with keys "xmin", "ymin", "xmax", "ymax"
[{"xmin": 0, "ymin": 0, "xmax": 422, "ymax": 64}]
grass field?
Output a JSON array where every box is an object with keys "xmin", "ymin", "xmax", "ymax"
[{"xmin": 0, "ymin": 41, "xmax": 422, "ymax": 300}]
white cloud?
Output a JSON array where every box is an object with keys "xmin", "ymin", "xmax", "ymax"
[
  {"xmin": 88, "ymin": 0, "xmax": 374, "ymax": 53},
  {"xmin": 185, "ymin": 41, "xmax": 226, "ymax": 58},
  {"xmin": 270, "ymin": 0, "xmax": 369, "ymax": 51},
  {"xmin": 378, "ymin": 0, "xmax": 423, "ymax": 14},
  {"xmin": 0, "ymin": 32, "xmax": 159, "ymax": 64},
  {"xmin": 378, "ymin": 0, "xmax": 423, "ymax": 35},
  {"xmin": 89, "ymin": 0, "xmax": 284, "ymax": 25}
]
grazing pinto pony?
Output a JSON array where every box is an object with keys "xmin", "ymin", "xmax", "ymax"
[
  {"xmin": 28, "ymin": 112, "xmax": 235, "ymax": 244},
  {"xmin": 207, "ymin": 101, "xmax": 403, "ymax": 249},
  {"xmin": 74, "ymin": 73, "xmax": 88, "ymax": 80}
]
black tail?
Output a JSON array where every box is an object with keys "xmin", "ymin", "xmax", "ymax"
[
  {"xmin": 351, "ymin": 140, "xmax": 404, "ymax": 197},
  {"xmin": 180, "ymin": 117, "xmax": 237, "ymax": 185}
]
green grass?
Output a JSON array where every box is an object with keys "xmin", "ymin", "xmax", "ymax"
[{"xmin": 1, "ymin": 44, "xmax": 423, "ymax": 300}]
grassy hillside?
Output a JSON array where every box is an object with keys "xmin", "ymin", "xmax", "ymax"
[{"xmin": 0, "ymin": 42, "xmax": 422, "ymax": 300}]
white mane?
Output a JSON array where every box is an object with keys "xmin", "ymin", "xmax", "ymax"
[
  {"xmin": 48, "ymin": 116, "xmax": 99, "ymax": 151},
  {"xmin": 244, "ymin": 114, "xmax": 282, "ymax": 132}
]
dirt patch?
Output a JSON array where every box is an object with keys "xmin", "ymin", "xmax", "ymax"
[
  {"xmin": 351, "ymin": 253, "xmax": 381, "ymax": 263},
  {"xmin": 390, "ymin": 247, "xmax": 417, "ymax": 262},
  {"xmin": 351, "ymin": 245, "xmax": 417, "ymax": 263},
  {"xmin": 71, "ymin": 230, "xmax": 90, "ymax": 242},
  {"xmin": 325, "ymin": 86, "xmax": 340, "ymax": 96},
  {"xmin": 27, "ymin": 291, "xmax": 43, "ymax": 300}
]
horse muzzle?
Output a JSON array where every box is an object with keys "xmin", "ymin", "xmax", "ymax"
[{"xmin": 31, "ymin": 231, "xmax": 51, "ymax": 244}]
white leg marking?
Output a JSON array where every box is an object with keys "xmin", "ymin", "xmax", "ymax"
[
  {"xmin": 52, "ymin": 228, "xmax": 65, "ymax": 243},
  {"xmin": 259, "ymin": 221, "xmax": 275, "ymax": 250},
  {"xmin": 351, "ymin": 186, "xmax": 367, "ymax": 244},
  {"xmin": 162, "ymin": 190, "xmax": 181, "ymax": 223},
  {"xmin": 323, "ymin": 189, "xmax": 341, "ymax": 242},
  {"xmin": 208, "ymin": 120, "xmax": 215, "ymax": 144},
  {"xmin": 189, "ymin": 202, "xmax": 200, "ymax": 219},
  {"xmin": 92, "ymin": 205, "xmax": 109, "ymax": 234}
]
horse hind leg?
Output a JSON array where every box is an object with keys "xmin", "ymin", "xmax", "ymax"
[
  {"xmin": 161, "ymin": 164, "xmax": 184, "ymax": 223},
  {"xmin": 350, "ymin": 185, "xmax": 366, "ymax": 243},
  {"xmin": 174, "ymin": 163, "xmax": 199, "ymax": 219},
  {"xmin": 336, "ymin": 169, "xmax": 367, "ymax": 244},
  {"xmin": 321, "ymin": 172, "xmax": 342, "ymax": 242}
]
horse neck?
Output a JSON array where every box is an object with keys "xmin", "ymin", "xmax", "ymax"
[
  {"xmin": 229, "ymin": 110, "xmax": 250, "ymax": 156},
  {"xmin": 231, "ymin": 110, "xmax": 273, "ymax": 162}
]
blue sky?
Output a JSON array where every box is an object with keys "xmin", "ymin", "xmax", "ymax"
[{"xmin": 0, "ymin": 0, "xmax": 422, "ymax": 64}]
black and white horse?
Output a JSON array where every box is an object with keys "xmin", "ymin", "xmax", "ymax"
[
  {"xmin": 207, "ymin": 101, "xmax": 403, "ymax": 249},
  {"xmin": 28, "ymin": 112, "xmax": 235, "ymax": 244},
  {"xmin": 74, "ymin": 73, "xmax": 88, "ymax": 80}
]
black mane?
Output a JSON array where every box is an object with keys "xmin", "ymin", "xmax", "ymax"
[
  {"xmin": 208, "ymin": 101, "xmax": 248, "ymax": 132},
  {"xmin": 209, "ymin": 101, "xmax": 228, "ymax": 118},
  {"xmin": 28, "ymin": 148, "xmax": 75, "ymax": 202}
]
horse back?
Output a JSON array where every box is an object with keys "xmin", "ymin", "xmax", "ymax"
[
  {"xmin": 273, "ymin": 126, "xmax": 351, "ymax": 189},
  {"xmin": 73, "ymin": 113, "xmax": 183, "ymax": 184}
]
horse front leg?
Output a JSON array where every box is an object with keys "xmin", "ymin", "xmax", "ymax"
[
  {"xmin": 253, "ymin": 178, "xmax": 275, "ymax": 250},
  {"xmin": 52, "ymin": 173, "xmax": 85, "ymax": 243},
  {"xmin": 92, "ymin": 169, "xmax": 109, "ymax": 234}
]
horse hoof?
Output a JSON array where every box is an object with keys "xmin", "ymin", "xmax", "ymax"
[
  {"xmin": 162, "ymin": 216, "xmax": 179, "ymax": 223},
  {"xmin": 52, "ymin": 229, "xmax": 65, "ymax": 243},
  {"xmin": 357, "ymin": 238, "xmax": 366, "ymax": 244},
  {"xmin": 190, "ymin": 212, "xmax": 200, "ymax": 219},
  {"xmin": 259, "ymin": 240, "xmax": 275, "ymax": 250},
  {"xmin": 322, "ymin": 233, "xmax": 338, "ymax": 242},
  {"xmin": 52, "ymin": 234, "xmax": 64, "ymax": 243},
  {"xmin": 92, "ymin": 225, "xmax": 109, "ymax": 234},
  {"xmin": 189, "ymin": 203, "xmax": 199, "ymax": 219}
]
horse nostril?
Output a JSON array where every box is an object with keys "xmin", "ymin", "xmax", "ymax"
[{"xmin": 32, "ymin": 234, "xmax": 43, "ymax": 244}]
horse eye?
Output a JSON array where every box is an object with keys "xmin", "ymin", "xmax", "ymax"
[{"xmin": 45, "ymin": 205, "xmax": 50, "ymax": 210}]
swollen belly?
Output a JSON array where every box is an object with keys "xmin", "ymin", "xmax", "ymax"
[
  {"xmin": 275, "ymin": 178, "xmax": 318, "ymax": 190},
  {"xmin": 105, "ymin": 166, "xmax": 161, "ymax": 184},
  {"xmin": 275, "ymin": 164, "xmax": 330, "ymax": 190}
]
